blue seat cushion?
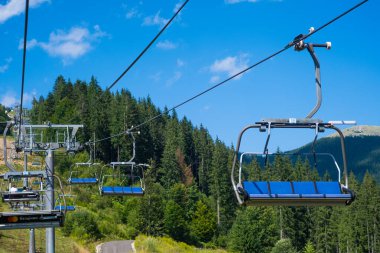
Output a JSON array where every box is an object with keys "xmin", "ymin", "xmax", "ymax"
[
  {"xmin": 243, "ymin": 181, "xmax": 351, "ymax": 200},
  {"xmin": 269, "ymin": 182, "xmax": 299, "ymax": 198},
  {"xmin": 69, "ymin": 178, "xmax": 98, "ymax": 184},
  {"xmin": 293, "ymin": 181, "xmax": 324, "ymax": 198},
  {"xmin": 243, "ymin": 181, "xmax": 270, "ymax": 198},
  {"xmin": 101, "ymin": 186, "xmax": 144, "ymax": 195},
  {"xmin": 55, "ymin": 205, "xmax": 75, "ymax": 211}
]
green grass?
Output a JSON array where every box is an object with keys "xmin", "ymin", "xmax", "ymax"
[
  {"xmin": 0, "ymin": 228, "xmax": 89, "ymax": 253},
  {"xmin": 134, "ymin": 235, "xmax": 228, "ymax": 253}
]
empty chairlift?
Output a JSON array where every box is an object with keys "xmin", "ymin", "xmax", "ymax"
[
  {"xmin": 55, "ymin": 193, "xmax": 76, "ymax": 212},
  {"xmin": 231, "ymin": 119, "xmax": 355, "ymax": 206},
  {"xmin": 100, "ymin": 162, "xmax": 147, "ymax": 196},
  {"xmin": 99, "ymin": 131, "xmax": 148, "ymax": 196},
  {"xmin": 68, "ymin": 162, "xmax": 100, "ymax": 185}
]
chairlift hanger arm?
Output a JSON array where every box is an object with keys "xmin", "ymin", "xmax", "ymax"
[{"xmin": 293, "ymin": 30, "xmax": 332, "ymax": 118}]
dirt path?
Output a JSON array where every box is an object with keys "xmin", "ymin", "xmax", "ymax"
[{"xmin": 96, "ymin": 240, "xmax": 135, "ymax": 253}]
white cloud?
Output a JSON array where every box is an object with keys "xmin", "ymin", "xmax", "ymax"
[
  {"xmin": 22, "ymin": 25, "xmax": 106, "ymax": 64},
  {"xmin": 203, "ymin": 105, "xmax": 211, "ymax": 111},
  {"xmin": 0, "ymin": 90, "xmax": 37, "ymax": 107},
  {"xmin": 126, "ymin": 8, "xmax": 139, "ymax": 19},
  {"xmin": 0, "ymin": 93, "xmax": 17, "ymax": 107},
  {"xmin": 166, "ymin": 71, "xmax": 182, "ymax": 86},
  {"xmin": 149, "ymin": 72, "xmax": 162, "ymax": 82},
  {"xmin": 18, "ymin": 38, "xmax": 38, "ymax": 50},
  {"xmin": 209, "ymin": 54, "xmax": 249, "ymax": 81},
  {"xmin": 176, "ymin": 59, "xmax": 185, "ymax": 67},
  {"xmin": 210, "ymin": 75, "xmax": 220, "ymax": 84},
  {"xmin": 143, "ymin": 11, "xmax": 168, "ymax": 27},
  {"xmin": 156, "ymin": 40, "xmax": 177, "ymax": 50},
  {"xmin": 0, "ymin": 57, "xmax": 12, "ymax": 73},
  {"xmin": 173, "ymin": 2, "xmax": 182, "ymax": 13},
  {"xmin": 0, "ymin": 0, "xmax": 49, "ymax": 24}
]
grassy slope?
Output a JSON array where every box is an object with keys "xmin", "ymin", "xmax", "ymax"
[
  {"xmin": 0, "ymin": 229, "xmax": 89, "ymax": 253},
  {"xmin": 134, "ymin": 235, "xmax": 228, "ymax": 253}
]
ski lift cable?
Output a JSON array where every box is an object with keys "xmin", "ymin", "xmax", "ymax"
[
  {"xmin": 17, "ymin": 0, "xmax": 30, "ymax": 146},
  {"xmin": 89, "ymin": 0, "xmax": 367, "ymax": 145},
  {"xmin": 105, "ymin": 0, "xmax": 190, "ymax": 93}
]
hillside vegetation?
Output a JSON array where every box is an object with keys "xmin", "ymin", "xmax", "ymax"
[
  {"xmin": 1, "ymin": 76, "xmax": 380, "ymax": 253},
  {"xmin": 295, "ymin": 134, "xmax": 380, "ymax": 182}
]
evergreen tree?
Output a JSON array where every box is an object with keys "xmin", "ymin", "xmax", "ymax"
[
  {"xmin": 228, "ymin": 207, "xmax": 278, "ymax": 253},
  {"xmin": 271, "ymin": 238, "xmax": 297, "ymax": 253},
  {"xmin": 210, "ymin": 139, "xmax": 236, "ymax": 233},
  {"xmin": 189, "ymin": 200, "xmax": 217, "ymax": 243}
]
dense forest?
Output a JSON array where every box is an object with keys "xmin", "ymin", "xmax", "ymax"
[{"xmin": 2, "ymin": 76, "xmax": 380, "ymax": 253}]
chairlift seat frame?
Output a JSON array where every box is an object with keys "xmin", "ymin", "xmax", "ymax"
[
  {"xmin": 68, "ymin": 163, "xmax": 100, "ymax": 185},
  {"xmin": 231, "ymin": 118, "xmax": 356, "ymax": 206}
]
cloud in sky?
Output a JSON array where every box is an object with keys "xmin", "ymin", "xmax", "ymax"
[
  {"xmin": 143, "ymin": 11, "xmax": 169, "ymax": 27},
  {"xmin": 0, "ymin": 57, "xmax": 12, "ymax": 73},
  {"xmin": 225, "ymin": 0, "xmax": 258, "ymax": 3},
  {"xmin": 209, "ymin": 54, "xmax": 249, "ymax": 82},
  {"xmin": 0, "ymin": 0, "xmax": 49, "ymax": 24},
  {"xmin": 166, "ymin": 71, "xmax": 182, "ymax": 86},
  {"xmin": 21, "ymin": 25, "xmax": 106, "ymax": 65},
  {"xmin": 0, "ymin": 90, "xmax": 36, "ymax": 107},
  {"xmin": 126, "ymin": 8, "xmax": 140, "ymax": 19},
  {"xmin": 177, "ymin": 59, "xmax": 185, "ymax": 67},
  {"xmin": 156, "ymin": 40, "xmax": 177, "ymax": 50}
]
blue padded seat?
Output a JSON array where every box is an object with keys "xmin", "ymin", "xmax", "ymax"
[
  {"xmin": 55, "ymin": 205, "xmax": 75, "ymax": 211},
  {"xmin": 293, "ymin": 181, "xmax": 324, "ymax": 198},
  {"xmin": 101, "ymin": 186, "xmax": 144, "ymax": 196},
  {"xmin": 242, "ymin": 181, "xmax": 270, "ymax": 198},
  {"xmin": 316, "ymin": 181, "xmax": 351, "ymax": 199},
  {"xmin": 242, "ymin": 180, "xmax": 353, "ymax": 205},
  {"xmin": 69, "ymin": 178, "xmax": 98, "ymax": 184},
  {"xmin": 269, "ymin": 182, "xmax": 299, "ymax": 198}
]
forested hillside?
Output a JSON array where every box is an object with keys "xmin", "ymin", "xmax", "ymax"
[
  {"xmin": 2, "ymin": 76, "xmax": 380, "ymax": 253},
  {"xmin": 295, "ymin": 135, "xmax": 380, "ymax": 183}
]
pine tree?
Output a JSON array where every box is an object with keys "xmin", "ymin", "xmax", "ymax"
[
  {"xmin": 210, "ymin": 139, "xmax": 236, "ymax": 234},
  {"xmin": 228, "ymin": 207, "xmax": 278, "ymax": 253}
]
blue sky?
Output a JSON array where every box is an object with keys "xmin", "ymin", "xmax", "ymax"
[{"xmin": 0, "ymin": 0, "xmax": 379, "ymax": 152}]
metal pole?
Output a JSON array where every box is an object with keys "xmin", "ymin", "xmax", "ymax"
[
  {"xmin": 24, "ymin": 153, "xmax": 28, "ymax": 187},
  {"xmin": 29, "ymin": 229, "xmax": 35, "ymax": 253},
  {"xmin": 45, "ymin": 149, "xmax": 55, "ymax": 253}
]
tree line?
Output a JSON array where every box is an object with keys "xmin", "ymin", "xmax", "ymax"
[{"xmin": 22, "ymin": 76, "xmax": 380, "ymax": 252}]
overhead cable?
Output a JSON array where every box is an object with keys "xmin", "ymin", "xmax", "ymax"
[
  {"xmin": 18, "ymin": 0, "xmax": 30, "ymax": 146},
  {"xmin": 105, "ymin": 0, "xmax": 190, "ymax": 92},
  {"xmin": 89, "ymin": 0, "xmax": 368, "ymax": 145}
]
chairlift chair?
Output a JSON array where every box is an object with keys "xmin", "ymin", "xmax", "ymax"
[
  {"xmin": 231, "ymin": 119, "xmax": 355, "ymax": 206},
  {"xmin": 1, "ymin": 171, "xmax": 46, "ymax": 205},
  {"xmin": 54, "ymin": 193, "xmax": 76, "ymax": 212},
  {"xmin": 67, "ymin": 162, "xmax": 100, "ymax": 185},
  {"xmin": 99, "ymin": 162, "xmax": 146, "ymax": 196},
  {"xmin": 99, "ymin": 131, "xmax": 148, "ymax": 196}
]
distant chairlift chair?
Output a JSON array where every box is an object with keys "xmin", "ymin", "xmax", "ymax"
[
  {"xmin": 100, "ymin": 162, "xmax": 145, "ymax": 196},
  {"xmin": 54, "ymin": 193, "xmax": 76, "ymax": 212},
  {"xmin": 99, "ymin": 131, "xmax": 147, "ymax": 196},
  {"xmin": 0, "ymin": 171, "xmax": 65, "ymax": 230},
  {"xmin": 1, "ymin": 171, "xmax": 45, "ymax": 208},
  {"xmin": 68, "ymin": 162, "xmax": 99, "ymax": 185}
]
